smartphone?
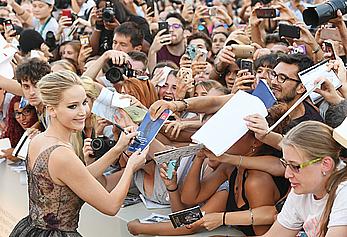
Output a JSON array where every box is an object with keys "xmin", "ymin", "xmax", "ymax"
[
  {"xmin": 230, "ymin": 44, "xmax": 254, "ymax": 59},
  {"xmin": 158, "ymin": 21, "xmax": 169, "ymax": 35},
  {"xmin": 279, "ymin": 24, "xmax": 300, "ymax": 39},
  {"xmin": 323, "ymin": 41, "xmax": 336, "ymax": 60},
  {"xmin": 186, "ymin": 45, "xmax": 197, "ymax": 60},
  {"xmin": 240, "ymin": 59, "xmax": 253, "ymax": 86},
  {"xmin": 320, "ymin": 28, "xmax": 342, "ymax": 42},
  {"xmin": 255, "ymin": 8, "xmax": 277, "ymax": 18},
  {"xmin": 290, "ymin": 45, "xmax": 306, "ymax": 55},
  {"xmin": 80, "ymin": 34, "xmax": 90, "ymax": 46},
  {"xmin": 146, "ymin": 0, "xmax": 155, "ymax": 13},
  {"xmin": 209, "ymin": 6, "xmax": 217, "ymax": 16},
  {"xmin": 61, "ymin": 9, "xmax": 73, "ymax": 26},
  {"xmin": 4, "ymin": 19, "xmax": 14, "ymax": 32},
  {"xmin": 240, "ymin": 59, "xmax": 253, "ymax": 74},
  {"xmin": 167, "ymin": 160, "xmax": 177, "ymax": 180}
]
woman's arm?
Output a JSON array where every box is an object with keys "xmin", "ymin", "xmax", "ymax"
[
  {"xmin": 50, "ymin": 147, "xmax": 147, "ymax": 216},
  {"xmin": 127, "ymin": 190, "xmax": 228, "ymax": 236},
  {"xmin": 181, "ymin": 155, "xmax": 229, "ymax": 205},
  {"xmin": 9, "ymin": 0, "xmax": 33, "ymax": 26}
]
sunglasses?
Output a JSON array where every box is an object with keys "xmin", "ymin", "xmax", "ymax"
[{"xmin": 279, "ymin": 157, "xmax": 323, "ymax": 173}]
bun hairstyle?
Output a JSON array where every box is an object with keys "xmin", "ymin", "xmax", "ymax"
[{"xmin": 37, "ymin": 71, "xmax": 83, "ymax": 106}]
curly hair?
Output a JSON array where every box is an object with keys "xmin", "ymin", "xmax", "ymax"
[
  {"xmin": 3, "ymin": 96, "xmax": 38, "ymax": 147},
  {"xmin": 15, "ymin": 58, "xmax": 51, "ymax": 85}
]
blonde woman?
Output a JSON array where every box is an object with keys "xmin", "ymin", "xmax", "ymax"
[{"xmin": 10, "ymin": 71, "xmax": 147, "ymax": 236}]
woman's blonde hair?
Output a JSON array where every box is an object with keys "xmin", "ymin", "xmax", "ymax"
[
  {"xmin": 38, "ymin": 70, "xmax": 83, "ymax": 106},
  {"xmin": 282, "ymin": 121, "xmax": 344, "ymax": 237}
]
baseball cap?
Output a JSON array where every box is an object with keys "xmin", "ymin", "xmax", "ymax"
[
  {"xmin": 225, "ymin": 31, "xmax": 251, "ymax": 46},
  {"xmin": 33, "ymin": 0, "xmax": 55, "ymax": 5}
]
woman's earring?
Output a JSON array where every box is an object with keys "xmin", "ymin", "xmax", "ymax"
[{"xmin": 322, "ymin": 171, "xmax": 327, "ymax": 176}]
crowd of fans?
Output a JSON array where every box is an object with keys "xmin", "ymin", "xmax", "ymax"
[{"xmin": 1, "ymin": 0, "xmax": 347, "ymax": 236}]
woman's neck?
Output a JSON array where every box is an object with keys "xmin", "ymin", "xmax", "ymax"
[
  {"xmin": 313, "ymin": 186, "xmax": 328, "ymax": 200},
  {"xmin": 45, "ymin": 122, "xmax": 72, "ymax": 144},
  {"xmin": 39, "ymin": 15, "xmax": 50, "ymax": 25}
]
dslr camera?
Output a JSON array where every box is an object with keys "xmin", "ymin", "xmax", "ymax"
[
  {"xmin": 106, "ymin": 60, "xmax": 136, "ymax": 83},
  {"xmin": 303, "ymin": 0, "xmax": 347, "ymax": 26},
  {"xmin": 102, "ymin": 1, "xmax": 116, "ymax": 22},
  {"xmin": 91, "ymin": 136, "xmax": 116, "ymax": 160}
]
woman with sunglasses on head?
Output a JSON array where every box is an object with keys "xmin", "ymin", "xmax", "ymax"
[
  {"xmin": 1, "ymin": 96, "xmax": 39, "ymax": 162},
  {"xmin": 256, "ymin": 120, "xmax": 347, "ymax": 237}
]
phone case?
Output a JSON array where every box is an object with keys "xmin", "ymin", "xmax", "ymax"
[
  {"xmin": 279, "ymin": 24, "xmax": 300, "ymax": 39},
  {"xmin": 167, "ymin": 160, "xmax": 177, "ymax": 179},
  {"xmin": 231, "ymin": 45, "xmax": 254, "ymax": 59}
]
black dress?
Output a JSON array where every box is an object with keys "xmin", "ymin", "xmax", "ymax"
[{"xmin": 10, "ymin": 145, "xmax": 85, "ymax": 237}]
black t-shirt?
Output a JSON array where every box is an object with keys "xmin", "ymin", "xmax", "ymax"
[{"xmin": 283, "ymin": 100, "xmax": 323, "ymax": 134}]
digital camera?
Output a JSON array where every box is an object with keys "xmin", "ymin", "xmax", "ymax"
[
  {"xmin": 102, "ymin": 1, "xmax": 116, "ymax": 22},
  {"xmin": 91, "ymin": 136, "xmax": 116, "ymax": 160},
  {"xmin": 106, "ymin": 61, "xmax": 136, "ymax": 83}
]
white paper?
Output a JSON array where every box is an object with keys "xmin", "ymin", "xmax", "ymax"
[
  {"xmin": 191, "ymin": 91, "xmax": 268, "ymax": 156},
  {"xmin": 333, "ymin": 117, "xmax": 347, "ymax": 148},
  {"xmin": 111, "ymin": 90, "xmax": 131, "ymax": 108},
  {"xmin": 92, "ymin": 87, "xmax": 118, "ymax": 123},
  {"xmin": 140, "ymin": 213, "xmax": 170, "ymax": 223},
  {"xmin": 0, "ymin": 34, "xmax": 7, "ymax": 49},
  {"xmin": 157, "ymin": 66, "xmax": 173, "ymax": 87},
  {"xmin": 0, "ymin": 158, "xmax": 5, "ymax": 164},
  {"xmin": 139, "ymin": 194, "xmax": 170, "ymax": 209},
  {"xmin": 298, "ymin": 61, "xmax": 341, "ymax": 104},
  {"xmin": 12, "ymin": 131, "xmax": 31, "ymax": 160},
  {"xmin": 0, "ymin": 138, "xmax": 11, "ymax": 156},
  {"xmin": 19, "ymin": 170, "xmax": 28, "ymax": 185}
]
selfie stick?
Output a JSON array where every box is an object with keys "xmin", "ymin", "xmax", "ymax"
[{"xmin": 266, "ymin": 79, "xmax": 325, "ymax": 134}]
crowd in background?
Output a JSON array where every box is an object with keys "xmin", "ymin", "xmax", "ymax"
[{"xmin": 2, "ymin": 0, "xmax": 347, "ymax": 236}]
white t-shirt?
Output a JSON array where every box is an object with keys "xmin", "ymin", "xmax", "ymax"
[
  {"xmin": 32, "ymin": 16, "xmax": 59, "ymax": 39},
  {"xmin": 277, "ymin": 181, "xmax": 347, "ymax": 237},
  {"xmin": 78, "ymin": 0, "xmax": 95, "ymax": 17}
]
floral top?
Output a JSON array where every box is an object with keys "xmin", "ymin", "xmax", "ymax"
[{"xmin": 26, "ymin": 145, "xmax": 84, "ymax": 231}]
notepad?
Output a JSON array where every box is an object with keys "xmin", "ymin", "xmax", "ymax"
[
  {"xmin": 191, "ymin": 91, "xmax": 268, "ymax": 156},
  {"xmin": 12, "ymin": 131, "xmax": 31, "ymax": 160},
  {"xmin": 0, "ymin": 138, "xmax": 11, "ymax": 156},
  {"xmin": 333, "ymin": 117, "xmax": 347, "ymax": 148}
]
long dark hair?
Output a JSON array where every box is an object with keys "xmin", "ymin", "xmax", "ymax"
[{"xmin": 3, "ymin": 96, "xmax": 38, "ymax": 147}]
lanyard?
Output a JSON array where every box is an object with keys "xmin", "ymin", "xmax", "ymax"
[{"xmin": 39, "ymin": 16, "xmax": 52, "ymax": 36}]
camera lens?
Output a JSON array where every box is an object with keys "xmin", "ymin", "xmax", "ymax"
[
  {"xmin": 105, "ymin": 67, "xmax": 123, "ymax": 84},
  {"xmin": 102, "ymin": 8, "xmax": 115, "ymax": 22},
  {"xmin": 91, "ymin": 138, "xmax": 103, "ymax": 151},
  {"xmin": 303, "ymin": 0, "xmax": 347, "ymax": 26}
]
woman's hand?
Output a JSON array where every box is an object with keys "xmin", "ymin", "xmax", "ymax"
[
  {"xmin": 190, "ymin": 212, "xmax": 224, "ymax": 231},
  {"xmin": 175, "ymin": 71, "xmax": 194, "ymax": 100},
  {"xmin": 115, "ymin": 126, "xmax": 138, "ymax": 151},
  {"xmin": 159, "ymin": 162, "xmax": 178, "ymax": 190},
  {"xmin": 114, "ymin": 109, "xmax": 138, "ymax": 128},
  {"xmin": 314, "ymin": 76, "xmax": 343, "ymax": 105},
  {"xmin": 83, "ymin": 138, "xmax": 96, "ymax": 165},
  {"xmin": 78, "ymin": 44, "xmax": 93, "ymax": 72},
  {"xmin": 244, "ymin": 114, "xmax": 269, "ymax": 141},
  {"xmin": 0, "ymin": 148, "xmax": 19, "ymax": 162},
  {"xmin": 95, "ymin": 117, "xmax": 112, "ymax": 136},
  {"xmin": 179, "ymin": 54, "xmax": 192, "ymax": 69},
  {"xmin": 164, "ymin": 120, "xmax": 185, "ymax": 139},
  {"xmin": 127, "ymin": 219, "xmax": 142, "ymax": 236},
  {"xmin": 150, "ymin": 68, "xmax": 165, "ymax": 87},
  {"xmin": 126, "ymin": 148, "xmax": 149, "ymax": 172},
  {"xmin": 181, "ymin": 3, "xmax": 194, "ymax": 23}
]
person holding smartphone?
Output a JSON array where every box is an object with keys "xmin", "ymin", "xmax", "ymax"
[{"xmin": 8, "ymin": 0, "xmax": 59, "ymax": 39}]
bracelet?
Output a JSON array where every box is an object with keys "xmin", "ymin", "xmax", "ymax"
[
  {"xmin": 175, "ymin": 99, "xmax": 188, "ymax": 112},
  {"xmin": 222, "ymin": 211, "xmax": 227, "ymax": 226},
  {"xmin": 249, "ymin": 208, "xmax": 254, "ymax": 225},
  {"xmin": 214, "ymin": 64, "xmax": 224, "ymax": 76},
  {"xmin": 166, "ymin": 185, "xmax": 178, "ymax": 192},
  {"xmin": 237, "ymin": 155, "xmax": 243, "ymax": 169}
]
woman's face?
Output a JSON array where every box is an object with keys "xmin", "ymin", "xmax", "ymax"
[
  {"xmin": 212, "ymin": 33, "xmax": 227, "ymax": 55},
  {"xmin": 158, "ymin": 74, "xmax": 177, "ymax": 101},
  {"xmin": 61, "ymin": 45, "xmax": 79, "ymax": 63},
  {"xmin": 14, "ymin": 102, "xmax": 37, "ymax": 129},
  {"xmin": 194, "ymin": 85, "xmax": 208, "ymax": 97},
  {"xmin": 282, "ymin": 145, "xmax": 326, "ymax": 197},
  {"xmin": 52, "ymin": 85, "xmax": 88, "ymax": 132},
  {"xmin": 32, "ymin": 1, "xmax": 52, "ymax": 20}
]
